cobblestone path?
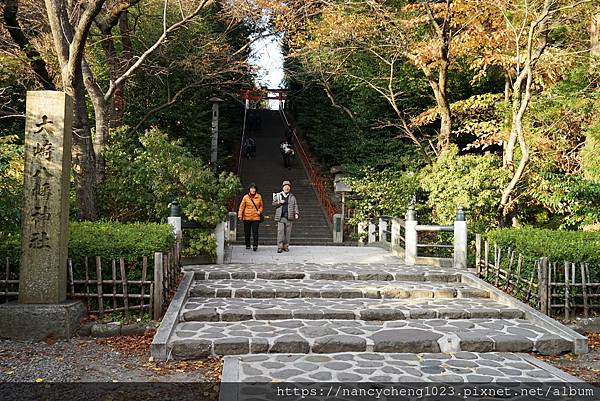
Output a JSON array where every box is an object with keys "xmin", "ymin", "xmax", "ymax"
[{"xmin": 156, "ymin": 247, "xmax": 587, "ymax": 386}]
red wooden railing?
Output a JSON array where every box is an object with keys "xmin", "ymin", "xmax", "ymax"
[{"xmin": 285, "ymin": 113, "xmax": 337, "ymax": 222}]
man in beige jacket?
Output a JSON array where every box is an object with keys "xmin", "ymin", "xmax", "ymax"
[{"xmin": 272, "ymin": 180, "xmax": 299, "ymax": 253}]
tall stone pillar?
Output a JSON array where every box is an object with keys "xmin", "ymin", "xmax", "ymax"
[
  {"xmin": 0, "ymin": 91, "xmax": 85, "ymax": 340},
  {"xmin": 19, "ymin": 91, "xmax": 72, "ymax": 304}
]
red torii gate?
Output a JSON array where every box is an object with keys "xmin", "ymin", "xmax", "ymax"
[{"xmin": 241, "ymin": 88, "xmax": 288, "ymax": 107}]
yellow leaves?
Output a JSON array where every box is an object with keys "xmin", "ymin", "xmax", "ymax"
[{"xmin": 35, "ymin": 378, "xmax": 44, "ymax": 383}]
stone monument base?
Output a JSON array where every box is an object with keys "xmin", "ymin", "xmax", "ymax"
[{"xmin": 0, "ymin": 300, "xmax": 86, "ymax": 340}]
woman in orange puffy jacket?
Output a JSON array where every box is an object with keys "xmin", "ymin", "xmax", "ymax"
[{"xmin": 237, "ymin": 183, "xmax": 264, "ymax": 251}]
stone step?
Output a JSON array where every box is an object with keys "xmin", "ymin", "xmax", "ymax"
[
  {"xmin": 168, "ymin": 318, "xmax": 572, "ymax": 359},
  {"xmin": 185, "ymin": 263, "xmax": 464, "ymax": 282},
  {"xmin": 180, "ymin": 297, "xmax": 525, "ymax": 322},
  {"xmin": 188, "ymin": 279, "xmax": 487, "ymax": 299},
  {"xmin": 223, "ymin": 352, "xmax": 580, "ymax": 382}
]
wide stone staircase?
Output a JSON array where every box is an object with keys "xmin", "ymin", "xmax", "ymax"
[
  {"xmin": 235, "ymin": 110, "xmax": 332, "ymax": 245},
  {"xmin": 157, "ymin": 260, "xmax": 586, "ymax": 385}
]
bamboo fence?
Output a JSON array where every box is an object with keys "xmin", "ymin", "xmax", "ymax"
[
  {"xmin": 475, "ymin": 234, "xmax": 599, "ymax": 319},
  {"xmin": 1, "ymin": 240, "xmax": 181, "ymax": 321}
]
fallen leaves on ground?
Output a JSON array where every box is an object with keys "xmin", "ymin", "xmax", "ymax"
[
  {"xmin": 587, "ymin": 332, "xmax": 600, "ymax": 349},
  {"xmin": 535, "ymin": 332, "xmax": 600, "ymax": 383},
  {"xmin": 144, "ymin": 358, "xmax": 223, "ymax": 382},
  {"xmin": 95, "ymin": 329, "xmax": 223, "ymax": 382},
  {"xmin": 95, "ymin": 329, "xmax": 155, "ymax": 356}
]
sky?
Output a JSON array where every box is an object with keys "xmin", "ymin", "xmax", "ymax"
[{"xmin": 249, "ymin": 31, "xmax": 285, "ymax": 89}]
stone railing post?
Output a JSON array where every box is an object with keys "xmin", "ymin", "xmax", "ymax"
[
  {"xmin": 368, "ymin": 220, "xmax": 377, "ymax": 244},
  {"xmin": 405, "ymin": 207, "xmax": 418, "ymax": 265},
  {"xmin": 167, "ymin": 200, "xmax": 182, "ymax": 237},
  {"xmin": 379, "ymin": 218, "xmax": 388, "ymax": 243},
  {"xmin": 227, "ymin": 212, "xmax": 237, "ymax": 242},
  {"xmin": 357, "ymin": 222, "xmax": 367, "ymax": 246},
  {"xmin": 453, "ymin": 206, "xmax": 468, "ymax": 270},
  {"xmin": 391, "ymin": 218, "xmax": 401, "ymax": 248},
  {"xmin": 215, "ymin": 221, "xmax": 225, "ymax": 264},
  {"xmin": 333, "ymin": 213, "xmax": 343, "ymax": 243}
]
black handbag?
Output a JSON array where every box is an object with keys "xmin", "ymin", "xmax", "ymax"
[{"xmin": 249, "ymin": 197, "xmax": 264, "ymax": 223}]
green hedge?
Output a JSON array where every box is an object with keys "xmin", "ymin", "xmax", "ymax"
[
  {"xmin": 485, "ymin": 228, "xmax": 600, "ymax": 265},
  {"xmin": 0, "ymin": 221, "xmax": 175, "ymax": 263}
]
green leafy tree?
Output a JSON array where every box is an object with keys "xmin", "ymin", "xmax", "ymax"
[
  {"xmin": 346, "ymin": 169, "xmax": 420, "ymax": 226},
  {"xmin": 99, "ymin": 127, "xmax": 241, "ymax": 226},
  {"xmin": 419, "ymin": 146, "xmax": 509, "ymax": 230},
  {"xmin": 0, "ymin": 135, "xmax": 23, "ymax": 235}
]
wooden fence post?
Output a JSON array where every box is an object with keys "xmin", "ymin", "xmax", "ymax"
[
  {"xmin": 538, "ymin": 257, "xmax": 549, "ymax": 315},
  {"xmin": 153, "ymin": 252, "xmax": 164, "ymax": 320},
  {"xmin": 581, "ymin": 263, "xmax": 589, "ymax": 318},
  {"xmin": 141, "ymin": 257, "xmax": 148, "ymax": 315},
  {"xmin": 4, "ymin": 258, "xmax": 9, "ymax": 302},
  {"xmin": 120, "ymin": 258, "xmax": 129, "ymax": 320},
  {"xmin": 96, "ymin": 257, "xmax": 104, "ymax": 319},
  {"xmin": 564, "ymin": 261, "xmax": 570, "ymax": 320},
  {"xmin": 484, "ymin": 240, "xmax": 489, "ymax": 277},
  {"xmin": 475, "ymin": 234, "xmax": 482, "ymax": 275}
]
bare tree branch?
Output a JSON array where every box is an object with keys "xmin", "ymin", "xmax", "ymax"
[
  {"xmin": 3, "ymin": 0, "xmax": 56, "ymax": 89},
  {"xmin": 105, "ymin": 0, "xmax": 210, "ymax": 102}
]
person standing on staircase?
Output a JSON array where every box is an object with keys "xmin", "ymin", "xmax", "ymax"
[
  {"xmin": 280, "ymin": 138, "xmax": 294, "ymax": 169},
  {"xmin": 238, "ymin": 183, "xmax": 264, "ymax": 251},
  {"xmin": 273, "ymin": 180, "xmax": 299, "ymax": 253}
]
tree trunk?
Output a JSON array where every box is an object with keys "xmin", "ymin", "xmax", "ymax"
[
  {"xmin": 592, "ymin": 8, "xmax": 600, "ymax": 58},
  {"xmin": 503, "ymin": 81, "xmax": 521, "ymax": 171},
  {"xmin": 44, "ymin": 0, "xmax": 102, "ymax": 220},
  {"xmin": 72, "ymin": 73, "xmax": 98, "ymax": 220},
  {"xmin": 437, "ymin": 96, "xmax": 451, "ymax": 153},
  {"xmin": 497, "ymin": 0, "xmax": 551, "ymax": 224},
  {"xmin": 504, "ymin": 70, "xmax": 512, "ymax": 102}
]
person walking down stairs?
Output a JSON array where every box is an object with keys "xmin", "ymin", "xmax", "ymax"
[
  {"xmin": 237, "ymin": 183, "xmax": 264, "ymax": 251},
  {"xmin": 279, "ymin": 137, "xmax": 294, "ymax": 169},
  {"xmin": 273, "ymin": 180, "xmax": 299, "ymax": 253}
]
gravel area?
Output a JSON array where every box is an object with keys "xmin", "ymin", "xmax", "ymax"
[{"xmin": 0, "ymin": 333, "xmax": 221, "ymax": 383}]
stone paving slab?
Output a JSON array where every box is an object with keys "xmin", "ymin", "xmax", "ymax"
[
  {"xmin": 168, "ymin": 319, "xmax": 573, "ymax": 359},
  {"xmin": 225, "ymin": 352, "xmax": 580, "ymax": 382},
  {"xmin": 186, "ymin": 263, "xmax": 463, "ymax": 282},
  {"xmin": 189, "ymin": 279, "xmax": 488, "ymax": 299},
  {"xmin": 181, "ymin": 298, "xmax": 524, "ymax": 322},
  {"xmin": 228, "ymin": 245, "xmax": 403, "ymax": 265}
]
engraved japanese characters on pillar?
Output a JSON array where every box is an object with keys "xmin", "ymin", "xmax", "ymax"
[{"xmin": 19, "ymin": 91, "xmax": 72, "ymax": 304}]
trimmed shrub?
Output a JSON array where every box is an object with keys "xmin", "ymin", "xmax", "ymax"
[
  {"xmin": 68, "ymin": 221, "xmax": 175, "ymax": 261},
  {"xmin": 0, "ymin": 221, "xmax": 175, "ymax": 264},
  {"xmin": 485, "ymin": 228, "xmax": 600, "ymax": 266}
]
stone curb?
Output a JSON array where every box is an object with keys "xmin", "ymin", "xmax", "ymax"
[
  {"xmin": 79, "ymin": 321, "xmax": 157, "ymax": 338},
  {"xmin": 151, "ymin": 271, "xmax": 194, "ymax": 361},
  {"xmin": 569, "ymin": 317, "xmax": 600, "ymax": 334},
  {"xmin": 520, "ymin": 353, "xmax": 585, "ymax": 382},
  {"xmin": 219, "ymin": 357, "xmax": 240, "ymax": 401},
  {"xmin": 461, "ymin": 273, "xmax": 588, "ymax": 354}
]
